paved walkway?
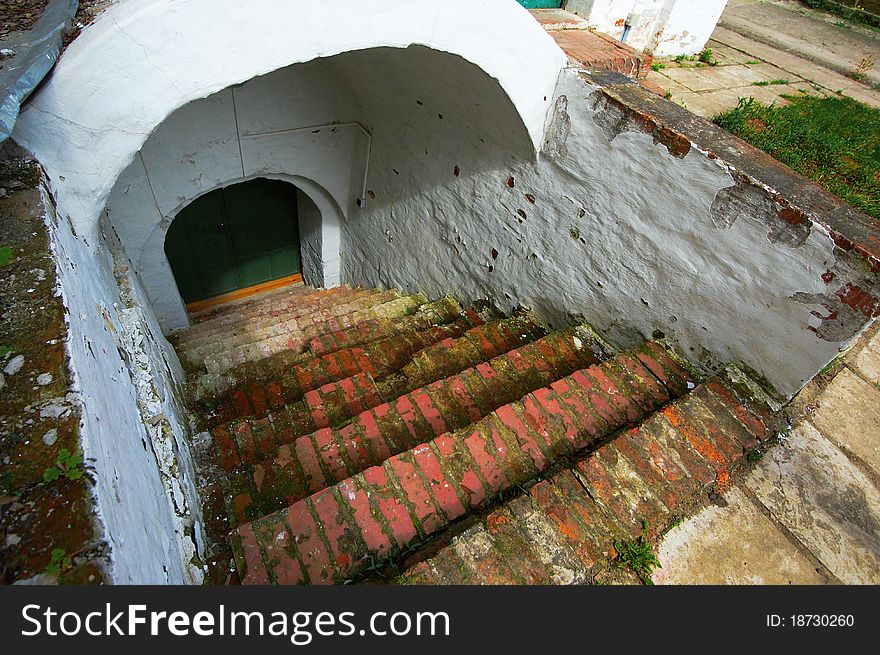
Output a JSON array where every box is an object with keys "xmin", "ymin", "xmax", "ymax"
[
  {"xmin": 653, "ymin": 324, "xmax": 880, "ymax": 584},
  {"xmin": 646, "ymin": 0, "xmax": 880, "ymax": 117}
]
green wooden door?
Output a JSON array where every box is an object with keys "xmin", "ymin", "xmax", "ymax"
[
  {"xmin": 165, "ymin": 178, "xmax": 301, "ymax": 303},
  {"xmin": 517, "ymin": 1, "xmax": 564, "ymax": 8}
]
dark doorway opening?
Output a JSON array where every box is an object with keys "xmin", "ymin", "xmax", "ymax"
[{"xmin": 164, "ymin": 178, "xmax": 302, "ymax": 306}]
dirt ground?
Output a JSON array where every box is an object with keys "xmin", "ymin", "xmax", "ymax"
[
  {"xmin": 0, "ymin": 142, "xmax": 106, "ymax": 584},
  {"xmin": 0, "ymin": 0, "xmax": 48, "ymax": 40}
]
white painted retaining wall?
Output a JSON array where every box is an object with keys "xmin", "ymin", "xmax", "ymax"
[{"xmin": 43, "ymin": 192, "xmax": 203, "ymax": 584}]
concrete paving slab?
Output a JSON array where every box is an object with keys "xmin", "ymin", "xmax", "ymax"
[
  {"xmin": 720, "ymin": 0, "xmax": 880, "ymax": 86},
  {"xmin": 660, "ymin": 66, "xmax": 730, "ymax": 92},
  {"xmin": 652, "ymin": 487, "xmax": 825, "ymax": 585},
  {"xmin": 809, "ymin": 368, "xmax": 880, "ymax": 477},
  {"xmin": 851, "ymin": 328, "xmax": 880, "ymax": 387},
  {"xmin": 705, "ymin": 40, "xmax": 761, "ymax": 66},
  {"xmin": 673, "ymin": 91, "xmax": 731, "ymax": 118},
  {"xmin": 711, "ymin": 25, "xmax": 880, "ymax": 107},
  {"xmin": 747, "ymin": 422, "xmax": 880, "ymax": 584},
  {"xmin": 645, "ymin": 71, "xmax": 692, "ymax": 96}
]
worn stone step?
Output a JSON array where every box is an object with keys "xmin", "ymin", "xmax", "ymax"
[
  {"xmin": 223, "ymin": 329, "xmax": 604, "ymax": 525},
  {"xmin": 195, "ymin": 297, "xmax": 472, "ymax": 416},
  {"xmin": 201, "ymin": 313, "xmax": 483, "ymax": 429},
  {"xmin": 230, "ymin": 340, "xmax": 697, "ymax": 584},
  {"xmin": 188, "ymin": 282, "xmax": 316, "ymax": 323},
  {"xmin": 183, "ymin": 289, "xmax": 405, "ymax": 364},
  {"xmin": 208, "ymin": 315, "xmax": 547, "ymax": 468},
  {"xmin": 201, "ymin": 293, "xmax": 430, "ymax": 374},
  {"xmin": 177, "ymin": 286, "xmax": 364, "ymax": 348},
  {"xmin": 394, "ymin": 369, "xmax": 784, "ymax": 585},
  {"xmin": 193, "ymin": 290, "xmax": 405, "ymax": 355}
]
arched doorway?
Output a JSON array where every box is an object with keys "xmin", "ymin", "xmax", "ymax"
[{"xmin": 164, "ymin": 178, "xmax": 302, "ymax": 307}]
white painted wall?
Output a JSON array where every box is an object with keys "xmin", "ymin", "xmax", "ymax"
[
  {"xmin": 565, "ymin": 0, "xmax": 729, "ymax": 56},
  {"xmin": 43, "ymin": 191, "xmax": 202, "ymax": 584},
  {"xmin": 103, "ymin": 61, "xmax": 366, "ymax": 332},
  {"xmin": 342, "ymin": 67, "xmax": 849, "ymax": 399}
]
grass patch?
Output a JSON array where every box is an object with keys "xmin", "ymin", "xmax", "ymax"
[
  {"xmin": 714, "ymin": 95, "xmax": 880, "ymax": 219},
  {"xmin": 0, "ymin": 246, "xmax": 13, "ymax": 266},
  {"xmin": 614, "ymin": 521, "xmax": 661, "ymax": 585},
  {"xmin": 752, "ymin": 79, "xmax": 790, "ymax": 86},
  {"xmin": 745, "ymin": 59, "xmax": 762, "ymax": 65},
  {"xmin": 650, "ymin": 62, "xmax": 666, "ymax": 72}
]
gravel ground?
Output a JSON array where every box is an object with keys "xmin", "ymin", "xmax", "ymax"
[{"xmin": 0, "ymin": 0, "xmax": 49, "ymax": 40}]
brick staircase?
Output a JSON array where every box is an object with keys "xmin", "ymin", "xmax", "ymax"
[{"xmin": 173, "ymin": 283, "xmax": 782, "ymax": 585}]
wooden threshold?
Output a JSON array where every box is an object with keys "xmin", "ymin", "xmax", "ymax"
[{"xmin": 185, "ymin": 273, "xmax": 303, "ymax": 314}]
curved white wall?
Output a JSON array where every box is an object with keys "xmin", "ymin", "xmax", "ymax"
[{"xmin": 14, "ymin": 0, "xmax": 566, "ymax": 250}]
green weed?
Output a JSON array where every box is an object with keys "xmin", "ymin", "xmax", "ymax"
[
  {"xmin": 614, "ymin": 521, "xmax": 661, "ymax": 585},
  {"xmin": 43, "ymin": 448, "xmax": 85, "ymax": 483}
]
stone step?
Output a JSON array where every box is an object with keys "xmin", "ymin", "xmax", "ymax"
[
  {"xmin": 230, "ymin": 341, "xmax": 697, "ymax": 584},
  {"xmin": 194, "ymin": 297, "xmax": 473, "ymax": 420},
  {"xmin": 182, "ymin": 289, "xmax": 405, "ymax": 365},
  {"xmin": 207, "ymin": 315, "xmax": 548, "ymax": 469},
  {"xmin": 201, "ymin": 313, "xmax": 483, "ymax": 429},
  {"xmin": 177, "ymin": 286, "xmax": 364, "ymax": 348},
  {"xmin": 222, "ymin": 329, "xmax": 604, "ymax": 525},
  {"xmin": 394, "ymin": 370, "xmax": 784, "ymax": 585},
  {"xmin": 188, "ymin": 282, "xmax": 316, "ymax": 323},
  {"xmin": 201, "ymin": 294, "xmax": 430, "ymax": 374},
  {"xmin": 178, "ymin": 287, "xmax": 374, "ymax": 356}
]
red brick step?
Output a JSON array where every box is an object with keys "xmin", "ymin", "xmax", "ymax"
[
  {"xmin": 207, "ymin": 315, "xmax": 547, "ymax": 469},
  {"xmin": 223, "ymin": 329, "xmax": 604, "ymax": 524},
  {"xmin": 230, "ymin": 340, "xmax": 697, "ymax": 584}
]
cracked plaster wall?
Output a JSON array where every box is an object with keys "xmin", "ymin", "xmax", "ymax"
[
  {"xmin": 343, "ymin": 68, "xmax": 865, "ymax": 399},
  {"xmin": 42, "ymin": 189, "xmax": 202, "ymax": 584}
]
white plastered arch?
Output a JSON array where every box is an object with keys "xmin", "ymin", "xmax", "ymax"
[
  {"xmin": 137, "ymin": 173, "xmax": 344, "ymax": 332},
  {"xmin": 13, "ymin": 0, "xmax": 567, "ymax": 247}
]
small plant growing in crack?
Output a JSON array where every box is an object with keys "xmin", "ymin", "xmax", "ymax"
[
  {"xmin": 698, "ymin": 48, "xmax": 717, "ymax": 66},
  {"xmin": 43, "ymin": 548, "xmax": 73, "ymax": 575},
  {"xmin": 614, "ymin": 520, "xmax": 661, "ymax": 584},
  {"xmin": 43, "ymin": 448, "xmax": 85, "ymax": 483},
  {"xmin": 850, "ymin": 54, "xmax": 875, "ymax": 81}
]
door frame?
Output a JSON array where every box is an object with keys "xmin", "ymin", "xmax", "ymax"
[
  {"xmin": 139, "ymin": 173, "xmax": 343, "ymax": 334},
  {"xmin": 164, "ymin": 177, "xmax": 305, "ymax": 305}
]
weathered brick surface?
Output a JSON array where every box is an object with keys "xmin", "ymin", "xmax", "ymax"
[
  {"xmin": 178, "ymin": 286, "xmax": 367, "ymax": 350},
  {"xmin": 548, "ymin": 29, "xmax": 653, "ymax": 79},
  {"xmin": 208, "ymin": 316, "xmax": 548, "ymax": 470},
  {"xmin": 203, "ymin": 315, "xmax": 539, "ymax": 428},
  {"xmin": 200, "ymin": 293, "xmax": 429, "ymax": 373},
  {"xmin": 395, "ymin": 372, "xmax": 779, "ymax": 585},
  {"xmin": 224, "ymin": 330, "xmax": 602, "ymax": 524},
  {"xmin": 231, "ymin": 341, "xmax": 708, "ymax": 584},
  {"xmin": 201, "ymin": 298, "xmax": 473, "ymax": 399}
]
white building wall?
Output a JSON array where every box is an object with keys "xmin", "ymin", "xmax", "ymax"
[{"xmin": 565, "ymin": 0, "xmax": 729, "ymax": 56}]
